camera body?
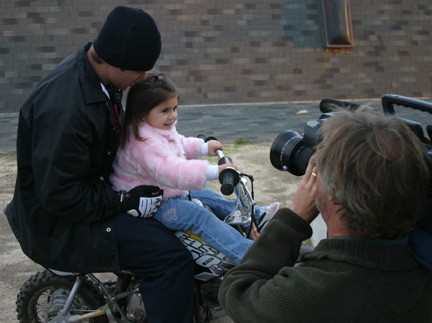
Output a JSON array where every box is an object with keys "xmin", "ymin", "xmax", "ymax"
[{"xmin": 270, "ymin": 95, "xmax": 432, "ymax": 176}]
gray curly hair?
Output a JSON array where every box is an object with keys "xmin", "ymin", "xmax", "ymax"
[{"xmin": 315, "ymin": 108, "xmax": 430, "ymax": 238}]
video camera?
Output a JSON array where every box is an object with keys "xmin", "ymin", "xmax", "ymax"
[{"xmin": 270, "ymin": 94, "xmax": 432, "ymax": 176}]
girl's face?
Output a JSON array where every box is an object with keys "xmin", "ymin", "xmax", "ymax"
[{"xmin": 145, "ymin": 96, "xmax": 179, "ymax": 130}]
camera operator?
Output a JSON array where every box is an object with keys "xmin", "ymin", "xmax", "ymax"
[{"xmin": 219, "ymin": 108, "xmax": 432, "ymax": 322}]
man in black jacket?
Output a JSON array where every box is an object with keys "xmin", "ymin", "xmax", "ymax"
[{"xmin": 5, "ymin": 6, "xmax": 194, "ymax": 322}]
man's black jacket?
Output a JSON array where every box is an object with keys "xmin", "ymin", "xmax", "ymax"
[{"xmin": 6, "ymin": 44, "xmax": 121, "ymax": 272}]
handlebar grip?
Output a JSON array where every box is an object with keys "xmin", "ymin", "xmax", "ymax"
[
  {"xmin": 219, "ymin": 167, "xmax": 239, "ymax": 195},
  {"xmin": 381, "ymin": 94, "xmax": 432, "ymax": 115}
]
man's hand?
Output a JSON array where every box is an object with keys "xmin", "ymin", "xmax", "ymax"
[
  {"xmin": 120, "ymin": 185, "xmax": 163, "ymax": 218},
  {"xmin": 290, "ymin": 159, "xmax": 319, "ymax": 223}
]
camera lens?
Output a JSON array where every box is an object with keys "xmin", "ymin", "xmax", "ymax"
[{"xmin": 270, "ymin": 130, "xmax": 314, "ymax": 176}]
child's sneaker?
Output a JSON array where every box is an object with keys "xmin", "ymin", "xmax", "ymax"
[{"xmin": 257, "ymin": 202, "xmax": 280, "ymax": 231}]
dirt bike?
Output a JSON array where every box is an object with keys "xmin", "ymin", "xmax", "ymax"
[{"xmin": 15, "ymin": 149, "xmax": 262, "ymax": 323}]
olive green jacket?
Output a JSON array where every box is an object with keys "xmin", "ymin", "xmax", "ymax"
[{"xmin": 219, "ymin": 208, "xmax": 432, "ymax": 323}]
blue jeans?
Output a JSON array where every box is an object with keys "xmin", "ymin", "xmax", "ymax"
[
  {"xmin": 153, "ymin": 189, "xmax": 254, "ymax": 264},
  {"xmin": 190, "ymin": 189, "xmax": 266, "ymax": 222}
]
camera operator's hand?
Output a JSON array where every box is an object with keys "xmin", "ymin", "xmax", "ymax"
[
  {"xmin": 290, "ymin": 160, "xmax": 319, "ymax": 223},
  {"xmin": 119, "ymin": 185, "xmax": 163, "ymax": 218}
]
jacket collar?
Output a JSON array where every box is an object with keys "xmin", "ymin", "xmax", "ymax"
[
  {"xmin": 139, "ymin": 121, "xmax": 178, "ymax": 141},
  {"xmin": 77, "ymin": 43, "xmax": 107, "ymax": 105}
]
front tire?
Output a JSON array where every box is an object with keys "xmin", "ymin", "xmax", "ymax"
[{"xmin": 16, "ymin": 269, "xmax": 107, "ymax": 322}]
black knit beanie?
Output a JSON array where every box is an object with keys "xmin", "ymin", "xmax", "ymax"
[{"xmin": 93, "ymin": 6, "xmax": 162, "ymax": 71}]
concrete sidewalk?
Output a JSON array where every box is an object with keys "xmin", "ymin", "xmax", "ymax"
[{"xmin": 1, "ymin": 98, "xmax": 431, "ymax": 154}]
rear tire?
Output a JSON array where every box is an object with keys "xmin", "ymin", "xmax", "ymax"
[{"xmin": 16, "ymin": 269, "xmax": 107, "ymax": 322}]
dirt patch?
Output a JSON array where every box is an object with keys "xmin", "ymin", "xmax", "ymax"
[{"xmin": 0, "ymin": 143, "xmax": 303, "ymax": 321}]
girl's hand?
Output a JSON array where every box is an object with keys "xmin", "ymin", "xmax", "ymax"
[
  {"xmin": 290, "ymin": 159, "xmax": 319, "ymax": 223},
  {"xmin": 218, "ymin": 163, "xmax": 237, "ymax": 173},
  {"xmin": 207, "ymin": 140, "xmax": 223, "ymax": 156}
]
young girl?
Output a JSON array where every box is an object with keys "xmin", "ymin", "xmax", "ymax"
[{"xmin": 110, "ymin": 73, "xmax": 279, "ymax": 264}]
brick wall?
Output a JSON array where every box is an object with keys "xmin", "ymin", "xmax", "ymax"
[{"xmin": 1, "ymin": 0, "xmax": 431, "ymax": 113}]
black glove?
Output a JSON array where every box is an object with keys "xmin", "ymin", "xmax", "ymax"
[{"xmin": 119, "ymin": 185, "xmax": 163, "ymax": 218}]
